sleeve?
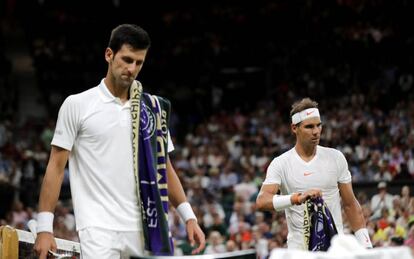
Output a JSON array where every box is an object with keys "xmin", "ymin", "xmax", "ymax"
[
  {"xmin": 51, "ymin": 95, "xmax": 81, "ymax": 151},
  {"xmin": 335, "ymin": 150, "xmax": 352, "ymax": 183},
  {"xmin": 262, "ymin": 157, "xmax": 283, "ymax": 185},
  {"xmin": 167, "ymin": 131, "xmax": 174, "ymax": 153}
]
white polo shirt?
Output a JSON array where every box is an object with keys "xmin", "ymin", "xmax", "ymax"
[
  {"xmin": 52, "ymin": 79, "xmax": 174, "ymax": 231},
  {"xmin": 263, "ymin": 145, "xmax": 351, "ymax": 250}
]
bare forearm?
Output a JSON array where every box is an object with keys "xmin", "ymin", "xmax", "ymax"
[
  {"xmin": 38, "ymin": 146, "xmax": 68, "ymax": 212},
  {"xmin": 344, "ymin": 202, "xmax": 366, "ymax": 231},
  {"xmin": 166, "ymin": 159, "xmax": 186, "ymax": 207},
  {"xmin": 256, "ymin": 191, "xmax": 275, "ymax": 211},
  {"xmin": 38, "ymin": 166, "xmax": 65, "ymax": 212},
  {"xmin": 338, "ymin": 182, "xmax": 366, "ymax": 231},
  {"xmin": 256, "ymin": 188, "xmax": 322, "ymax": 211}
]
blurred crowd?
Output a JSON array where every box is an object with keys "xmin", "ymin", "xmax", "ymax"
[
  {"xmin": 1, "ymin": 94, "xmax": 414, "ymax": 257},
  {"xmin": 167, "ymin": 94, "xmax": 414, "ymax": 257},
  {"xmin": 2, "ymin": 0, "xmax": 413, "ymax": 121},
  {"xmin": 1, "ymin": 0, "xmax": 414, "ymax": 258}
]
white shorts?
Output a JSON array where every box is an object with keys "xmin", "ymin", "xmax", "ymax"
[{"xmin": 78, "ymin": 227, "xmax": 145, "ymax": 259}]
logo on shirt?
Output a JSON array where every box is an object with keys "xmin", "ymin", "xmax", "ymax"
[
  {"xmin": 140, "ymin": 103, "xmax": 156, "ymax": 140},
  {"xmin": 303, "ymin": 172, "xmax": 313, "ymax": 176}
]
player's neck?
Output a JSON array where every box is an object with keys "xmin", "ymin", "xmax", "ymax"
[
  {"xmin": 295, "ymin": 144, "xmax": 316, "ymax": 162},
  {"xmin": 104, "ymin": 77, "xmax": 129, "ymax": 103}
]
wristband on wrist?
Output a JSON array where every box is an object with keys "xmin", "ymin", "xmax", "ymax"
[
  {"xmin": 354, "ymin": 228, "xmax": 373, "ymax": 248},
  {"xmin": 176, "ymin": 202, "xmax": 197, "ymax": 222},
  {"xmin": 36, "ymin": 211, "xmax": 54, "ymax": 234},
  {"xmin": 272, "ymin": 194, "xmax": 293, "ymax": 211},
  {"xmin": 291, "ymin": 193, "xmax": 302, "ymax": 205}
]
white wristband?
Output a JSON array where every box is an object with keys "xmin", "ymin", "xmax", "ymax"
[
  {"xmin": 36, "ymin": 212, "xmax": 54, "ymax": 234},
  {"xmin": 272, "ymin": 194, "xmax": 293, "ymax": 211},
  {"xmin": 354, "ymin": 228, "xmax": 373, "ymax": 248},
  {"xmin": 176, "ymin": 202, "xmax": 197, "ymax": 222}
]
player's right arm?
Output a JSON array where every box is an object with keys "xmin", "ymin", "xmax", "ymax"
[
  {"xmin": 34, "ymin": 145, "xmax": 70, "ymax": 259},
  {"xmin": 256, "ymin": 157, "xmax": 321, "ymax": 212},
  {"xmin": 256, "ymin": 183, "xmax": 281, "ymax": 211},
  {"xmin": 256, "ymin": 184, "xmax": 322, "ymax": 211}
]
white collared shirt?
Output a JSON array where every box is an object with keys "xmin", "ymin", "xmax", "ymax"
[{"xmin": 52, "ymin": 79, "xmax": 173, "ymax": 231}]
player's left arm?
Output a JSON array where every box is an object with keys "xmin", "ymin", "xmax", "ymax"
[
  {"xmin": 166, "ymin": 158, "xmax": 186, "ymax": 207},
  {"xmin": 167, "ymin": 158, "xmax": 206, "ymax": 254},
  {"xmin": 339, "ymin": 182, "xmax": 372, "ymax": 248}
]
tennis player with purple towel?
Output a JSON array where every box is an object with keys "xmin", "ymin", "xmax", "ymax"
[
  {"xmin": 256, "ymin": 97, "xmax": 372, "ymax": 250},
  {"xmin": 34, "ymin": 24, "xmax": 205, "ymax": 259}
]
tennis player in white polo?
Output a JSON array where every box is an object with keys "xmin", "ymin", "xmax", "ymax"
[
  {"xmin": 34, "ymin": 24, "xmax": 205, "ymax": 259},
  {"xmin": 256, "ymin": 97, "xmax": 372, "ymax": 250}
]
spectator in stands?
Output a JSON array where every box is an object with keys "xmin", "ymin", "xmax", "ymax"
[
  {"xmin": 219, "ymin": 161, "xmax": 239, "ymax": 189},
  {"xmin": 353, "ymin": 161, "xmax": 375, "ymax": 183},
  {"xmin": 370, "ymin": 181, "xmax": 394, "ymax": 220},
  {"xmin": 389, "ymin": 147, "xmax": 404, "ymax": 178},
  {"xmin": 394, "ymin": 163, "xmax": 413, "ymax": 181},
  {"xmin": 207, "ymin": 211, "xmax": 228, "ymax": 238},
  {"xmin": 389, "ymin": 196, "xmax": 404, "ymax": 223},
  {"xmin": 11, "ymin": 200, "xmax": 28, "ymax": 228},
  {"xmin": 204, "ymin": 231, "xmax": 226, "ymax": 254},
  {"xmin": 54, "ymin": 201, "xmax": 75, "ymax": 232},
  {"xmin": 400, "ymin": 185, "xmax": 414, "ymax": 209},
  {"xmin": 404, "ymin": 150, "xmax": 414, "ymax": 176},
  {"xmin": 202, "ymin": 197, "xmax": 226, "ymax": 230},
  {"xmin": 251, "ymin": 224, "xmax": 269, "ymax": 258},
  {"xmin": 376, "ymin": 207, "xmax": 391, "ymax": 230},
  {"xmin": 33, "ymin": 24, "xmax": 205, "ymax": 259},
  {"xmin": 234, "ymin": 173, "xmax": 258, "ymax": 202},
  {"xmin": 225, "ymin": 239, "xmax": 239, "ymax": 252},
  {"xmin": 373, "ymin": 160, "xmax": 393, "ymax": 182}
]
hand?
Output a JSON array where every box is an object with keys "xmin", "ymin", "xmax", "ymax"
[
  {"xmin": 299, "ymin": 188, "xmax": 322, "ymax": 204},
  {"xmin": 34, "ymin": 232, "xmax": 57, "ymax": 259},
  {"xmin": 185, "ymin": 219, "xmax": 206, "ymax": 255}
]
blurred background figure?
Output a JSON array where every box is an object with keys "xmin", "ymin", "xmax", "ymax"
[
  {"xmin": 371, "ymin": 182, "xmax": 394, "ymax": 220},
  {"xmin": 204, "ymin": 231, "xmax": 226, "ymax": 254}
]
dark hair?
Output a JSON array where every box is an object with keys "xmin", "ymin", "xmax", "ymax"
[
  {"xmin": 108, "ymin": 24, "xmax": 151, "ymax": 54},
  {"xmin": 290, "ymin": 97, "xmax": 319, "ymax": 117},
  {"xmin": 390, "ymin": 236, "xmax": 404, "ymax": 246}
]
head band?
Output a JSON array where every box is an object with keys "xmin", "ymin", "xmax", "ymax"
[{"xmin": 291, "ymin": 108, "xmax": 320, "ymax": 124}]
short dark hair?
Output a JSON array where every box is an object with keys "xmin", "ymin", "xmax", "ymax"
[{"xmin": 108, "ymin": 24, "xmax": 151, "ymax": 54}]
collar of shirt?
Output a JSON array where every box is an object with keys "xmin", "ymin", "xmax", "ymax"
[{"xmin": 98, "ymin": 78, "xmax": 131, "ymax": 108}]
